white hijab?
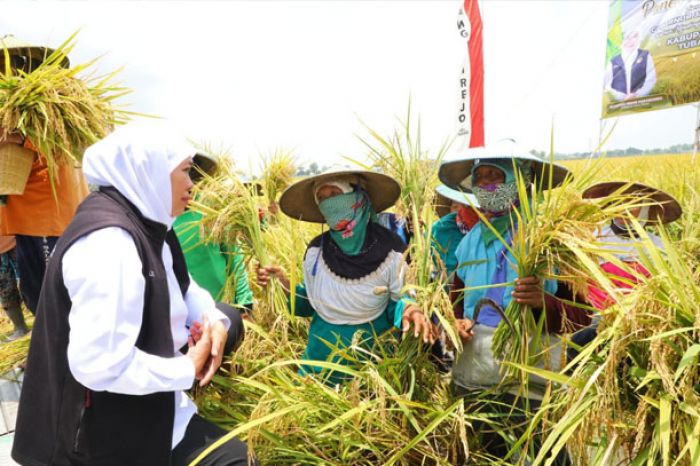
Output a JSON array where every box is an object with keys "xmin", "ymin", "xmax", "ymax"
[{"xmin": 82, "ymin": 121, "xmax": 196, "ymax": 228}]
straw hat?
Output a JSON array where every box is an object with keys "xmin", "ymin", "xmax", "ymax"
[
  {"xmin": 439, "ymin": 139, "xmax": 571, "ymax": 192},
  {"xmin": 279, "ymin": 167, "xmax": 400, "ymax": 223},
  {"xmin": 192, "ymin": 152, "xmax": 218, "ymax": 177},
  {"xmin": 0, "ymin": 35, "xmax": 70, "ymax": 69},
  {"xmin": 583, "ymin": 181, "xmax": 682, "ymax": 224},
  {"xmin": 240, "ymin": 175, "xmax": 264, "ymax": 196},
  {"xmin": 434, "ymin": 184, "xmax": 479, "ymax": 218}
]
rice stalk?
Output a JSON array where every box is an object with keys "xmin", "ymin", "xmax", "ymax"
[
  {"xmin": 518, "ymin": 221, "xmax": 700, "ymax": 466},
  {"xmin": 489, "ymin": 129, "xmax": 651, "ymax": 389},
  {"xmin": 0, "ymin": 308, "xmax": 33, "ymax": 374},
  {"xmin": 261, "ymin": 149, "xmax": 297, "ymax": 206},
  {"xmin": 350, "ymin": 103, "xmax": 461, "ymax": 352},
  {"xmin": 190, "ymin": 160, "xmax": 291, "ymax": 322},
  {"xmin": 191, "ymin": 332, "xmax": 471, "ymax": 466},
  {"xmin": 0, "ymin": 31, "xmax": 134, "ymax": 193}
]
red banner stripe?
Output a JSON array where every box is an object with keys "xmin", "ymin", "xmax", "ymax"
[{"xmin": 464, "ymin": 0, "xmax": 484, "ymax": 148}]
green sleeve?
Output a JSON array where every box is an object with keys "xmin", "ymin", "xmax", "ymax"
[
  {"xmin": 227, "ymin": 248, "xmax": 254, "ymax": 307},
  {"xmin": 289, "ymin": 283, "xmax": 315, "ymax": 318}
]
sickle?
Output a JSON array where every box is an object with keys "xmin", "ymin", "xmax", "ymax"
[{"xmin": 468, "ymin": 297, "xmax": 515, "ymax": 334}]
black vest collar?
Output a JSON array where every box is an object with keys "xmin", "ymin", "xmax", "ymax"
[{"xmin": 99, "ymin": 186, "xmax": 168, "ymax": 242}]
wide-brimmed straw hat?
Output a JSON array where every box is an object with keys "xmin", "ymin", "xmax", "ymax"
[
  {"xmin": 192, "ymin": 152, "xmax": 218, "ymax": 177},
  {"xmin": 279, "ymin": 167, "xmax": 400, "ymax": 223},
  {"xmin": 582, "ymin": 181, "xmax": 682, "ymax": 224},
  {"xmin": 0, "ymin": 35, "xmax": 70, "ymax": 69},
  {"xmin": 439, "ymin": 139, "xmax": 571, "ymax": 192},
  {"xmin": 434, "ymin": 184, "xmax": 479, "ymax": 218}
]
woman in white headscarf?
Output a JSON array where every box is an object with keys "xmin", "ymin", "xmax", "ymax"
[{"xmin": 13, "ymin": 122, "xmax": 253, "ymax": 466}]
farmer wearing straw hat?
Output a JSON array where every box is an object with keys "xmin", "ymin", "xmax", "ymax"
[
  {"xmin": 256, "ymin": 168, "xmax": 434, "ymax": 384},
  {"xmin": 12, "ymin": 122, "xmax": 252, "ymax": 466},
  {"xmin": 439, "ymin": 139, "xmax": 587, "ymax": 462},
  {"xmin": 0, "ymin": 35, "xmax": 88, "ymax": 316},
  {"xmin": 429, "ymin": 185, "xmax": 480, "ymax": 371},
  {"xmin": 173, "ymin": 152, "xmax": 254, "ymax": 313},
  {"xmin": 431, "ymin": 184, "xmax": 480, "ymax": 278},
  {"xmin": 567, "ymin": 181, "xmax": 682, "ymax": 362}
]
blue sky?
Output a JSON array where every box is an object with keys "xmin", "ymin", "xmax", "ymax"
[{"xmin": 1, "ymin": 1, "xmax": 697, "ymax": 170}]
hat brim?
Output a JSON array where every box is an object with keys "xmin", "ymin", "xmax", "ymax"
[
  {"xmin": 434, "ymin": 185, "xmax": 479, "ymax": 218},
  {"xmin": 279, "ymin": 170, "xmax": 400, "ymax": 223},
  {"xmin": 1, "ymin": 41, "xmax": 69, "ymax": 69},
  {"xmin": 439, "ymin": 155, "xmax": 571, "ymax": 193},
  {"xmin": 583, "ymin": 181, "xmax": 682, "ymax": 224},
  {"xmin": 193, "ymin": 153, "xmax": 218, "ymax": 177}
]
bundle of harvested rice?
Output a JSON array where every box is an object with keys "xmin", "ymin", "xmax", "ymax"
[
  {"xmin": 261, "ymin": 149, "xmax": 297, "ymax": 206},
  {"xmin": 0, "ymin": 32, "xmax": 131, "ymax": 191}
]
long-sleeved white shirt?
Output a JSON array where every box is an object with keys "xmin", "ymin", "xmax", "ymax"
[{"xmin": 63, "ymin": 226, "xmax": 230, "ymax": 448}]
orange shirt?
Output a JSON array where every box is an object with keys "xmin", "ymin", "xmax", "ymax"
[
  {"xmin": 0, "ymin": 235, "xmax": 15, "ymax": 254},
  {"xmin": 0, "ymin": 143, "xmax": 89, "ymax": 237}
]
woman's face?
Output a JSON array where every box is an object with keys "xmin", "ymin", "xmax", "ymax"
[
  {"xmin": 316, "ymin": 184, "xmax": 343, "ymax": 204},
  {"xmin": 473, "ymin": 165, "xmax": 505, "ymax": 188},
  {"xmin": 614, "ymin": 205, "xmax": 642, "ymax": 224},
  {"xmin": 171, "ymin": 157, "xmax": 194, "ymax": 216},
  {"xmin": 450, "ymin": 201, "xmax": 464, "ymax": 213},
  {"xmin": 623, "ymin": 30, "xmax": 641, "ymax": 52}
]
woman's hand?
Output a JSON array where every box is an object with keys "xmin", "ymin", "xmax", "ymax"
[
  {"xmin": 199, "ymin": 320, "xmax": 227, "ymax": 386},
  {"xmin": 186, "ymin": 316, "xmax": 213, "ymax": 385},
  {"xmin": 512, "ymin": 276, "xmax": 544, "ymax": 308},
  {"xmin": 401, "ymin": 305, "xmax": 435, "ymax": 344},
  {"xmin": 456, "ymin": 318, "xmax": 475, "ymax": 343},
  {"xmin": 255, "ymin": 262, "xmax": 290, "ymax": 291},
  {"xmin": 187, "ymin": 316, "xmax": 229, "ymax": 387}
]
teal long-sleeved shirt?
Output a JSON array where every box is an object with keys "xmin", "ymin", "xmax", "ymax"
[{"xmin": 291, "ymin": 284, "xmax": 406, "ymax": 384}]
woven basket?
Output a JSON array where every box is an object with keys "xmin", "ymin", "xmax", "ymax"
[{"xmin": 0, "ymin": 143, "xmax": 35, "ymax": 195}]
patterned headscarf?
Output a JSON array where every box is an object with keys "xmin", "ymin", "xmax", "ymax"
[
  {"xmin": 470, "ymin": 159, "xmax": 533, "ymax": 215},
  {"xmin": 317, "ymin": 187, "xmax": 374, "ymax": 255}
]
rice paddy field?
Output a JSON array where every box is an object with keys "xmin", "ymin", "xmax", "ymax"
[
  {"xmin": 0, "ymin": 148, "xmax": 697, "ymax": 465},
  {"xmin": 182, "ymin": 138, "xmax": 700, "ymax": 466},
  {"xmin": 0, "ymin": 310, "xmax": 32, "ymax": 375}
]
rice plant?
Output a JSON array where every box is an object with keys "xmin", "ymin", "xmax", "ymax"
[
  {"xmin": 261, "ymin": 149, "xmax": 297, "ymax": 207},
  {"xmin": 351, "ymin": 104, "xmax": 461, "ymax": 351},
  {"xmin": 191, "ymin": 331, "xmax": 471, "ymax": 466},
  {"xmin": 513, "ymin": 222, "xmax": 700, "ymax": 466},
  {"xmin": 0, "ymin": 309, "xmax": 33, "ymax": 374},
  {"xmin": 0, "ymin": 31, "xmax": 133, "ymax": 191}
]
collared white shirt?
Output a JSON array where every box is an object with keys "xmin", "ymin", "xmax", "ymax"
[{"xmin": 63, "ymin": 226, "xmax": 230, "ymax": 448}]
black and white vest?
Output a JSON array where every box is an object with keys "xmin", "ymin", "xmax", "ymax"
[{"xmin": 12, "ymin": 187, "xmax": 190, "ymax": 466}]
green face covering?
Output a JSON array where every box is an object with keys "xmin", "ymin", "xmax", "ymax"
[{"xmin": 318, "ymin": 190, "xmax": 372, "ymax": 255}]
